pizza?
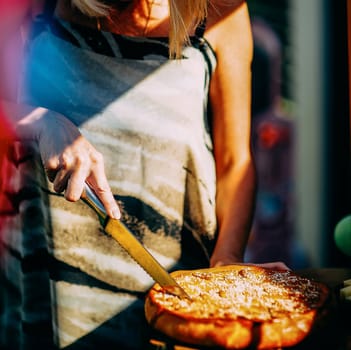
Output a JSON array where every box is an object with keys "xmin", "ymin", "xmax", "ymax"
[{"xmin": 144, "ymin": 264, "xmax": 330, "ymax": 349}]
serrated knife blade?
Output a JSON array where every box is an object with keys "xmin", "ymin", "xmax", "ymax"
[{"xmin": 81, "ymin": 184, "xmax": 190, "ymax": 299}]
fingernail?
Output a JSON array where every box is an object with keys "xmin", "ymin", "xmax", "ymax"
[{"xmin": 112, "ymin": 208, "xmax": 121, "ymax": 220}]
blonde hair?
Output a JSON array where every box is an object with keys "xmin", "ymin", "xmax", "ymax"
[{"xmin": 71, "ymin": 0, "xmax": 208, "ymax": 58}]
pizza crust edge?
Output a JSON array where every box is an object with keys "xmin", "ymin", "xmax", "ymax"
[{"xmin": 145, "ymin": 265, "xmax": 330, "ymax": 349}]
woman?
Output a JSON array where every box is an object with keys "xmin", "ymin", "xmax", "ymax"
[{"xmin": 0, "ymin": 1, "xmax": 286, "ymax": 349}]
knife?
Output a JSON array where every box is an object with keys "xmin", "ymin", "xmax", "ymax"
[{"xmin": 81, "ymin": 184, "xmax": 190, "ymax": 299}]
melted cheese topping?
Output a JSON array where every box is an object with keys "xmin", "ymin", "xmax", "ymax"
[{"xmin": 153, "ymin": 269, "xmax": 324, "ymax": 321}]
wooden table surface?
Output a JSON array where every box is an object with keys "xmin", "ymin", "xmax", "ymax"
[{"xmin": 147, "ymin": 268, "xmax": 351, "ymax": 350}]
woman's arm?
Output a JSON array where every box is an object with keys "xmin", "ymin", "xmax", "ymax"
[
  {"xmin": 206, "ymin": 1, "xmax": 256, "ymax": 266},
  {"xmin": 1, "ymin": 100, "xmax": 121, "ymax": 219},
  {"xmin": 0, "ymin": 2, "xmax": 120, "ymax": 219}
]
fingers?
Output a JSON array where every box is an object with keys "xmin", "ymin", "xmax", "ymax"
[
  {"xmin": 43, "ymin": 134, "xmax": 121, "ymax": 219},
  {"xmin": 58, "ymin": 139, "xmax": 91, "ymax": 200},
  {"xmin": 46, "ymin": 136, "xmax": 89, "ymax": 198},
  {"xmin": 210, "ymin": 259, "xmax": 290, "ymax": 271},
  {"xmin": 86, "ymin": 178, "xmax": 121, "ymax": 220},
  {"xmin": 211, "ymin": 259, "xmax": 236, "ymax": 268},
  {"xmin": 85, "ymin": 151, "xmax": 121, "ymax": 219},
  {"xmin": 255, "ymin": 262, "xmax": 291, "ymax": 271},
  {"xmin": 52, "ymin": 156, "xmax": 78, "ymax": 195}
]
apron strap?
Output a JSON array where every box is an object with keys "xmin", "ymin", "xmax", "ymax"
[
  {"xmin": 195, "ymin": 18, "xmax": 207, "ymax": 38},
  {"xmin": 42, "ymin": 0, "xmax": 58, "ymax": 21}
]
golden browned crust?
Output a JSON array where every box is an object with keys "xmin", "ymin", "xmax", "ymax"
[{"xmin": 145, "ymin": 265, "xmax": 329, "ymax": 349}]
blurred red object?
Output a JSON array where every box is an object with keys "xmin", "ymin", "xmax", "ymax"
[
  {"xmin": 0, "ymin": 0, "xmax": 30, "ymax": 36},
  {"xmin": 0, "ymin": 105, "xmax": 15, "ymax": 254},
  {"xmin": 258, "ymin": 121, "xmax": 291, "ymax": 149},
  {"xmin": 0, "ymin": 0, "xmax": 29, "ymax": 11},
  {"xmin": 0, "ymin": 0, "xmax": 27, "ymax": 252}
]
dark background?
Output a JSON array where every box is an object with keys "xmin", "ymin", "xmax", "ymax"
[{"xmin": 247, "ymin": 0, "xmax": 350, "ymax": 267}]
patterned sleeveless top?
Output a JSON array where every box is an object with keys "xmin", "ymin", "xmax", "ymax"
[{"xmin": 1, "ymin": 3, "xmax": 217, "ymax": 349}]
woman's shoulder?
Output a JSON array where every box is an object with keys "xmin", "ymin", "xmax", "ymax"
[
  {"xmin": 205, "ymin": 0, "xmax": 251, "ymax": 52},
  {"xmin": 207, "ymin": 0, "xmax": 247, "ymax": 20},
  {"xmin": 207, "ymin": 0, "xmax": 246, "ymax": 25}
]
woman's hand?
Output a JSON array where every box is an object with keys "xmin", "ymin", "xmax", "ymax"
[
  {"xmin": 17, "ymin": 107, "xmax": 121, "ymax": 219},
  {"xmin": 210, "ymin": 257, "xmax": 290, "ymax": 271}
]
